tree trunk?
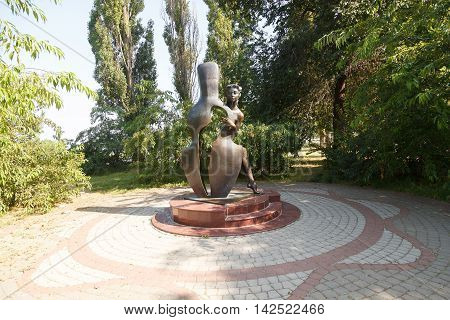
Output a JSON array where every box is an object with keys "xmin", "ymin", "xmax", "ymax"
[
  {"xmin": 122, "ymin": 3, "xmax": 133, "ymax": 98},
  {"xmin": 332, "ymin": 73, "xmax": 346, "ymax": 147}
]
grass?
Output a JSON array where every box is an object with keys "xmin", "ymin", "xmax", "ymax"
[
  {"xmin": 312, "ymin": 167, "xmax": 449, "ymax": 201},
  {"xmin": 369, "ymin": 179, "xmax": 450, "ymax": 201},
  {"xmin": 90, "ymin": 156, "xmax": 448, "ymax": 201},
  {"xmin": 89, "ymin": 170, "xmax": 186, "ymax": 193}
]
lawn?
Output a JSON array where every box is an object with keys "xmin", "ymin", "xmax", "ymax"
[
  {"xmin": 89, "ymin": 148, "xmax": 448, "ymax": 201},
  {"xmin": 89, "ymin": 170, "xmax": 186, "ymax": 192}
]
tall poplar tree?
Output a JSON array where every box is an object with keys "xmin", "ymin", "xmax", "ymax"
[
  {"xmin": 78, "ymin": 0, "xmax": 159, "ymax": 173},
  {"xmin": 88, "ymin": 0, "xmax": 157, "ymax": 121},
  {"xmin": 163, "ymin": 0, "xmax": 199, "ymax": 104},
  {"xmin": 204, "ymin": 0, "xmax": 254, "ymax": 106}
]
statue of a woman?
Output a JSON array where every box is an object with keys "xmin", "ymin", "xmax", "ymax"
[{"xmin": 208, "ymin": 84, "xmax": 259, "ymax": 197}]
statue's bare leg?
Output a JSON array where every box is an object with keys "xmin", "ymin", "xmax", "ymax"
[{"xmin": 242, "ymin": 147, "xmax": 259, "ymax": 194}]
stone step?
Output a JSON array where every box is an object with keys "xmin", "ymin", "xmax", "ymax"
[
  {"xmin": 225, "ymin": 194, "xmax": 269, "ymax": 215},
  {"xmin": 170, "ymin": 190, "xmax": 282, "ymax": 228},
  {"xmin": 225, "ymin": 202, "xmax": 282, "ymax": 227}
]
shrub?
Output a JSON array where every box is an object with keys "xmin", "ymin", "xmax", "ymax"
[
  {"xmin": 133, "ymin": 115, "xmax": 306, "ymax": 183},
  {"xmin": 0, "ymin": 139, "xmax": 90, "ymax": 215}
]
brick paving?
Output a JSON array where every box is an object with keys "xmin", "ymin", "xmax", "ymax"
[{"xmin": 1, "ymin": 183, "xmax": 449, "ymax": 299}]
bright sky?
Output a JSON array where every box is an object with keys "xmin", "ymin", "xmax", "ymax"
[{"xmin": 2, "ymin": 0, "xmax": 209, "ymax": 140}]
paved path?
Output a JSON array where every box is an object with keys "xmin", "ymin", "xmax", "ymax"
[{"xmin": 1, "ymin": 183, "xmax": 449, "ymax": 299}]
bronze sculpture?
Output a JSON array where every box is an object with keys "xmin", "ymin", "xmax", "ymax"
[
  {"xmin": 181, "ymin": 62, "xmax": 258, "ymax": 198},
  {"xmin": 208, "ymin": 84, "xmax": 259, "ymax": 197},
  {"xmin": 180, "ymin": 62, "xmax": 231, "ymax": 197}
]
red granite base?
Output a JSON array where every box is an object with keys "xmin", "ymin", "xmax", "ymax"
[{"xmin": 151, "ymin": 190, "xmax": 300, "ymax": 237}]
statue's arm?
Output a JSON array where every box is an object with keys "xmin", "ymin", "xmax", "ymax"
[
  {"xmin": 217, "ymin": 103, "xmax": 233, "ymax": 118},
  {"xmin": 222, "ymin": 116, "xmax": 237, "ymax": 129},
  {"xmin": 210, "ymin": 98, "xmax": 236, "ymax": 128}
]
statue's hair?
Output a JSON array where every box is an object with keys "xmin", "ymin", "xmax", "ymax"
[{"xmin": 226, "ymin": 84, "xmax": 242, "ymax": 92}]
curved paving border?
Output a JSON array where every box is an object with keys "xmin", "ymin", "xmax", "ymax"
[{"xmin": 14, "ymin": 188, "xmax": 442, "ymax": 299}]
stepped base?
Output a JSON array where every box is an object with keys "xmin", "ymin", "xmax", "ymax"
[{"xmin": 151, "ymin": 190, "xmax": 300, "ymax": 237}]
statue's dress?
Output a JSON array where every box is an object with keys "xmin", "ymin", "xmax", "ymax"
[{"xmin": 208, "ymin": 107, "xmax": 245, "ymax": 197}]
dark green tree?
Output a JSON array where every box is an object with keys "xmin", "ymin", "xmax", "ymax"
[
  {"xmin": 204, "ymin": 0, "xmax": 255, "ymax": 110},
  {"xmin": 211, "ymin": 0, "xmax": 340, "ymax": 133},
  {"xmin": 317, "ymin": 0, "xmax": 450, "ymax": 187},
  {"xmin": 74, "ymin": 119, "xmax": 127, "ymax": 175}
]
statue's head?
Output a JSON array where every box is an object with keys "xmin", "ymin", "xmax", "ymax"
[
  {"xmin": 226, "ymin": 84, "xmax": 242, "ymax": 105},
  {"xmin": 197, "ymin": 62, "xmax": 219, "ymax": 97}
]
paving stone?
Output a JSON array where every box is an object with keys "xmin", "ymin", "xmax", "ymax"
[
  {"xmin": 257, "ymin": 278, "xmax": 270, "ymax": 285},
  {"xmin": 239, "ymin": 287, "xmax": 251, "ymax": 295},
  {"xmin": 368, "ymin": 285, "xmax": 385, "ymax": 293},
  {"xmin": 268, "ymin": 290, "xmax": 282, "ymax": 300},
  {"xmin": 249, "ymin": 286, "xmax": 262, "ymax": 294},
  {"xmin": 245, "ymin": 293, "xmax": 258, "ymax": 300},
  {"xmin": 344, "ymin": 283, "xmax": 360, "ymax": 292},
  {"xmin": 246, "ymin": 279, "xmax": 257, "ymax": 287},
  {"xmin": 256, "ymin": 292, "xmax": 269, "ymax": 299},
  {"xmin": 266, "ymin": 276, "xmax": 279, "ymax": 284},
  {"xmin": 384, "ymin": 288, "xmax": 403, "ymax": 298},
  {"xmin": 353, "ymin": 280, "xmax": 369, "ymax": 288},
  {"xmin": 4, "ymin": 185, "xmax": 448, "ymax": 300},
  {"xmin": 316, "ymin": 284, "xmax": 328, "ymax": 291},
  {"xmin": 307, "ymin": 291, "xmax": 326, "ymax": 300},
  {"xmin": 322, "ymin": 289, "xmax": 339, "ymax": 299},
  {"xmin": 276, "ymin": 288, "xmax": 290, "ymax": 298},
  {"xmin": 357, "ymin": 288, "xmax": 377, "ymax": 298},
  {"xmin": 261, "ymin": 284, "xmax": 273, "ymax": 292}
]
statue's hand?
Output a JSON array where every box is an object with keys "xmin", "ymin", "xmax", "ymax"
[{"xmin": 222, "ymin": 117, "xmax": 236, "ymax": 129}]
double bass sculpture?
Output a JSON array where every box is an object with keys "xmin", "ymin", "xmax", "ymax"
[
  {"xmin": 181, "ymin": 62, "xmax": 259, "ymax": 198},
  {"xmin": 151, "ymin": 61, "xmax": 299, "ymax": 233}
]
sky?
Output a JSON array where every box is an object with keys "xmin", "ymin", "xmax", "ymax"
[{"xmin": 2, "ymin": 0, "xmax": 209, "ymax": 140}]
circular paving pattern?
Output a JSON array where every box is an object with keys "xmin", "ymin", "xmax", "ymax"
[{"xmin": 6, "ymin": 185, "xmax": 449, "ymax": 300}]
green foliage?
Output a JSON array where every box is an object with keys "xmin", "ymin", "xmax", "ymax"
[
  {"xmin": 135, "ymin": 119, "xmax": 190, "ymax": 184},
  {"xmin": 120, "ymin": 109, "xmax": 306, "ymax": 185},
  {"xmin": 318, "ymin": 0, "xmax": 449, "ymax": 186},
  {"xmin": 219, "ymin": 0, "xmax": 448, "ymax": 199},
  {"xmin": 202, "ymin": 0, "xmax": 310, "ymax": 178},
  {"xmin": 81, "ymin": 0, "xmax": 159, "ymax": 172},
  {"xmin": 3, "ymin": 0, "xmax": 59, "ymax": 21},
  {"xmin": 74, "ymin": 0, "xmax": 450, "ymax": 202},
  {"xmin": 88, "ymin": 0, "xmax": 152, "ymax": 117},
  {"xmin": 192, "ymin": 113, "xmax": 307, "ymax": 177},
  {"xmin": 216, "ymin": 1, "xmax": 338, "ymax": 126},
  {"xmin": 163, "ymin": 0, "xmax": 199, "ymax": 103},
  {"xmin": 73, "ymin": 119, "xmax": 127, "ymax": 175},
  {"xmin": 0, "ymin": 140, "xmax": 90, "ymax": 214},
  {"xmin": 0, "ymin": 0, "xmax": 93, "ymax": 214},
  {"xmin": 204, "ymin": 0, "xmax": 254, "ymax": 104},
  {"xmin": 122, "ymin": 87, "xmax": 178, "ymax": 177},
  {"xmin": 235, "ymin": 122, "xmax": 306, "ymax": 176}
]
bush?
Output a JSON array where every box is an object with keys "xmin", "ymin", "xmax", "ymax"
[
  {"xmin": 235, "ymin": 122, "xmax": 306, "ymax": 176},
  {"xmin": 317, "ymin": 0, "xmax": 449, "ymax": 193},
  {"xmin": 74, "ymin": 119, "xmax": 128, "ymax": 175},
  {"xmin": 134, "ymin": 120, "xmax": 190, "ymax": 184},
  {"xmin": 0, "ymin": 139, "xmax": 90, "ymax": 215},
  {"xmin": 133, "ymin": 114, "xmax": 306, "ymax": 183}
]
